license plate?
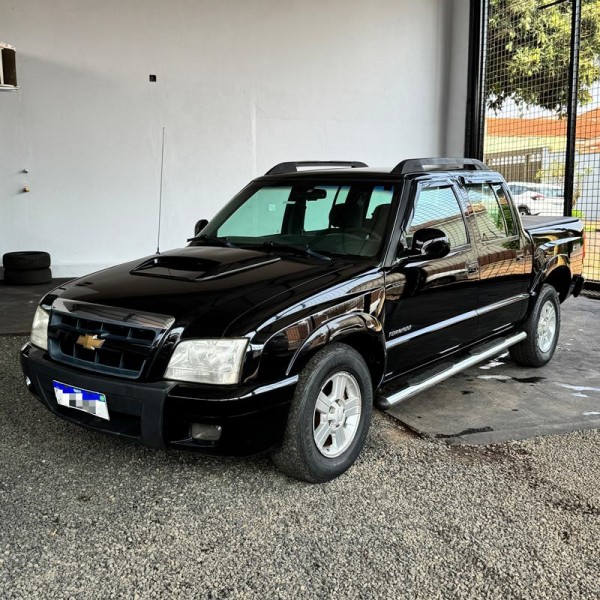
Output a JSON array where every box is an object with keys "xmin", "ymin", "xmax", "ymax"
[{"xmin": 53, "ymin": 381, "xmax": 110, "ymax": 421}]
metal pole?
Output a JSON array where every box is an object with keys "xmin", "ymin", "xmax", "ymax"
[
  {"xmin": 464, "ymin": 0, "xmax": 488, "ymax": 159},
  {"xmin": 564, "ymin": 0, "xmax": 582, "ymax": 216}
]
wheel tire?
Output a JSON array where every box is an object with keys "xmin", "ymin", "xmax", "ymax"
[
  {"xmin": 519, "ymin": 206, "xmax": 530, "ymax": 216},
  {"xmin": 2, "ymin": 251, "xmax": 51, "ymax": 270},
  {"xmin": 271, "ymin": 343, "xmax": 373, "ymax": 483},
  {"xmin": 509, "ymin": 284, "xmax": 560, "ymax": 368},
  {"xmin": 3, "ymin": 268, "xmax": 52, "ymax": 285}
]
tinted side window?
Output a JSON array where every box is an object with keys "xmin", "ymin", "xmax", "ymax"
[
  {"xmin": 492, "ymin": 184, "xmax": 517, "ymax": 236},
  {"xmin": 466, "ymin": 183, "xmax": 509, "ymax": 241},
  {"xmin": 407, "ymin": 186, "xmax": 469, "ymax": 249}
]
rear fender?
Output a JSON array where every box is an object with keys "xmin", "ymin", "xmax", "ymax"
[{"xmin": 532, "ymin": 251, "xmax": 572, "ymax": 301}]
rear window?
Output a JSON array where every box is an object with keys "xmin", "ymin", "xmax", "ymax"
[
  {"xmin": 466, "ymin": 183, "xmax": 517, "ymax": 241},
  {"xmin": 492, "ymin": 185, "xmax": 517, "ymax": 236}
]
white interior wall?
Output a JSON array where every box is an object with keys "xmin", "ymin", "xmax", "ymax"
[{"xmin": 1, "ymin": 0, "xmax": 469, "ymax": 276}]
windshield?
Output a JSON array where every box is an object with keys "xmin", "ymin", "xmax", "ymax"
[{"xmin": 198, "ymin": 181, "xmax": 397, "ymax": 258}]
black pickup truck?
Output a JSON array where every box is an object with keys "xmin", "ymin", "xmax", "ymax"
[{"xmin": 21, "ymin": 158, "xmax": 585, "ymax": 482}]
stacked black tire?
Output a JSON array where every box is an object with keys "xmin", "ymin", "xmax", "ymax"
[{"xmin": 2, "ymin": 252, "xmax": 52, "ymax": 285}]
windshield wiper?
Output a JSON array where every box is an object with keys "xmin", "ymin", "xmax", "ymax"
[
  {"xmin": 187, "ymin": 234, "xmax": 239, "ymax": 249},
  {"xmin": 258, "ymin": 241, "xmax": 331, "ymax": 262}
]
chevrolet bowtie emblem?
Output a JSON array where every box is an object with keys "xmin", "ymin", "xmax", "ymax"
[{"xmin": 76, "ymin": 334, "xmax": 105, "ymax": 351}]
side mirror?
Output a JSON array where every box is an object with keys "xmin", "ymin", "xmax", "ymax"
[
  {"xmin": 411, "ymin": 227, "xmax": 450, "ymax": 259},
  {"xmin": 194, "ymin": 219, "xmax": 209, "ymax": 236}
]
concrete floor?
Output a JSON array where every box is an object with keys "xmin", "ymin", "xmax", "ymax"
[
  {"xmin": 386, "ymin": 296, "xmax": 600, "ymax": 445},
  {"xmin": 0, "ymin": 274, "xmax": 70, "ymax": 336}
]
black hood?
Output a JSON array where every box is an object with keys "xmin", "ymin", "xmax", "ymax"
[{"xmin": 52, "ymin": 245, "xmax": 370, "ymax": 337}]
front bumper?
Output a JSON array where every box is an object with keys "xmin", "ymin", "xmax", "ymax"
[{"xmin": 21, "ymin": 344, "xmax": 296, "ymax": 456}]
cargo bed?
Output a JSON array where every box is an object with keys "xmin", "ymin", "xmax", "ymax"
[{"xmin": 521, "ymin": 215, "xmax": 579, "ymax": 231}]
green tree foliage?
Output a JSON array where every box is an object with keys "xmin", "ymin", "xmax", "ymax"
[{"xmin": 487, "ymin": 0, "xmax": 600, "ymax": 113}]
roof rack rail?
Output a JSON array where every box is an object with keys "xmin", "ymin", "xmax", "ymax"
[
  {"xmin": 391, "ymin": 157, "xmax": 490, "ymax": 175},
  {"xmin": 265, "ymin": 161, "xmax": 368, "ymax": 175}
]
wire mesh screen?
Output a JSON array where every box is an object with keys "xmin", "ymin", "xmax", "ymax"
[
  {"xmin": 481, "ymin": 0, "xmax": 600, "ymax": 284},
  {"xmin": 576, "ymin": 1, "xmax": 600, "ymax": 285}
]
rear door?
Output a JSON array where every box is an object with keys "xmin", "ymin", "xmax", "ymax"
[
  {"xmin": 461, "ymin": 180, "xmax": 530, "ymax": 338},
  {"xmin": 383, "ymin": 178, "xmax": 480, "ymax": 377}
]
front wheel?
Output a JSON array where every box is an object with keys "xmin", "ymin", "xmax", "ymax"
[
  {"xmin": 271, "ymin": 343, "xmax": 373, "ymax": 483},
  {"xmin": 510, "ymin": 284, "xmax": 561, "ymax": 367}
]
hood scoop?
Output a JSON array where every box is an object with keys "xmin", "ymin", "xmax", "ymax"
[{"xmin": 130, "ymin": 254, "xmax": 280, "ymax": 282}]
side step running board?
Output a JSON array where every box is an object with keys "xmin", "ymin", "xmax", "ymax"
[{"xmin": 378, "ymin": 331, "xmax": 527, "ymax": 410}]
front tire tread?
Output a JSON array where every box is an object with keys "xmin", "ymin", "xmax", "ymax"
[{"xmin": 271, "ymin": 343, "xmax": 372, "ymax": 483}]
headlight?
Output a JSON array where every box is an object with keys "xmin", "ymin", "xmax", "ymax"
[
  {"xmin": 164, "ymin": 339, "xmax": 249, "ymax": 385},
  {"xmin": 31, "ymin": 306, "xmax": 50, "ymax": 351}
]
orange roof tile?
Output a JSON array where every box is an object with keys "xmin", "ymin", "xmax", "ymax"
[{"xmin": 486, "ymin": 107, "xmax": 600, "ymax": 140}]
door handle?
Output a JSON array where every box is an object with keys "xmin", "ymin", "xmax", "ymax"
[{"xmin": 466, "ymin": 261, "xmax": 479, "ymax": 274}]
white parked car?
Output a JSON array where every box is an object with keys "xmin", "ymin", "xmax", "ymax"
[{"xmin": 507, "ymin": 182, "xmax": 564, "ymax": 217}]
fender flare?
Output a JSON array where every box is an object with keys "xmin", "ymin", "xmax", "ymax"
[
  {"xmin": 531, "ymin": 249, "xmax": 571, "ymax": 297},
  {"xmin": 285, "ymin": 311, "xmax": 386, "ymax": 386}
]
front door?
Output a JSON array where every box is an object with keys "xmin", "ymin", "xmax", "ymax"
[{"xmin": 384, "ymin": 180, "xmax": 480, "ymax": 378}]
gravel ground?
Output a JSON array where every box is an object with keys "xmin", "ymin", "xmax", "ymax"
[{"xmin": 1, "ymin": 335, "xmax": 599, "ymax": 599}]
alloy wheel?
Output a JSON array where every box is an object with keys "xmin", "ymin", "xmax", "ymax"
[
  {"xmin": 313, "ymin": 371, "xmax": 362, "ymax": 458},
  {"xmin": 537, "ymin": 300, "xmax": 557, "ymax": 353}
]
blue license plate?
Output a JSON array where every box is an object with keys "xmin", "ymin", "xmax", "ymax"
[{"xmin": 52, "ymin": 381, "xmax": 110, "ymax": 421}]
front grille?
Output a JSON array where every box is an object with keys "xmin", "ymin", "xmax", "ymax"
[{"xmin": 48, "ymin": 299, "xmax": 175, "ymax": 379}]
